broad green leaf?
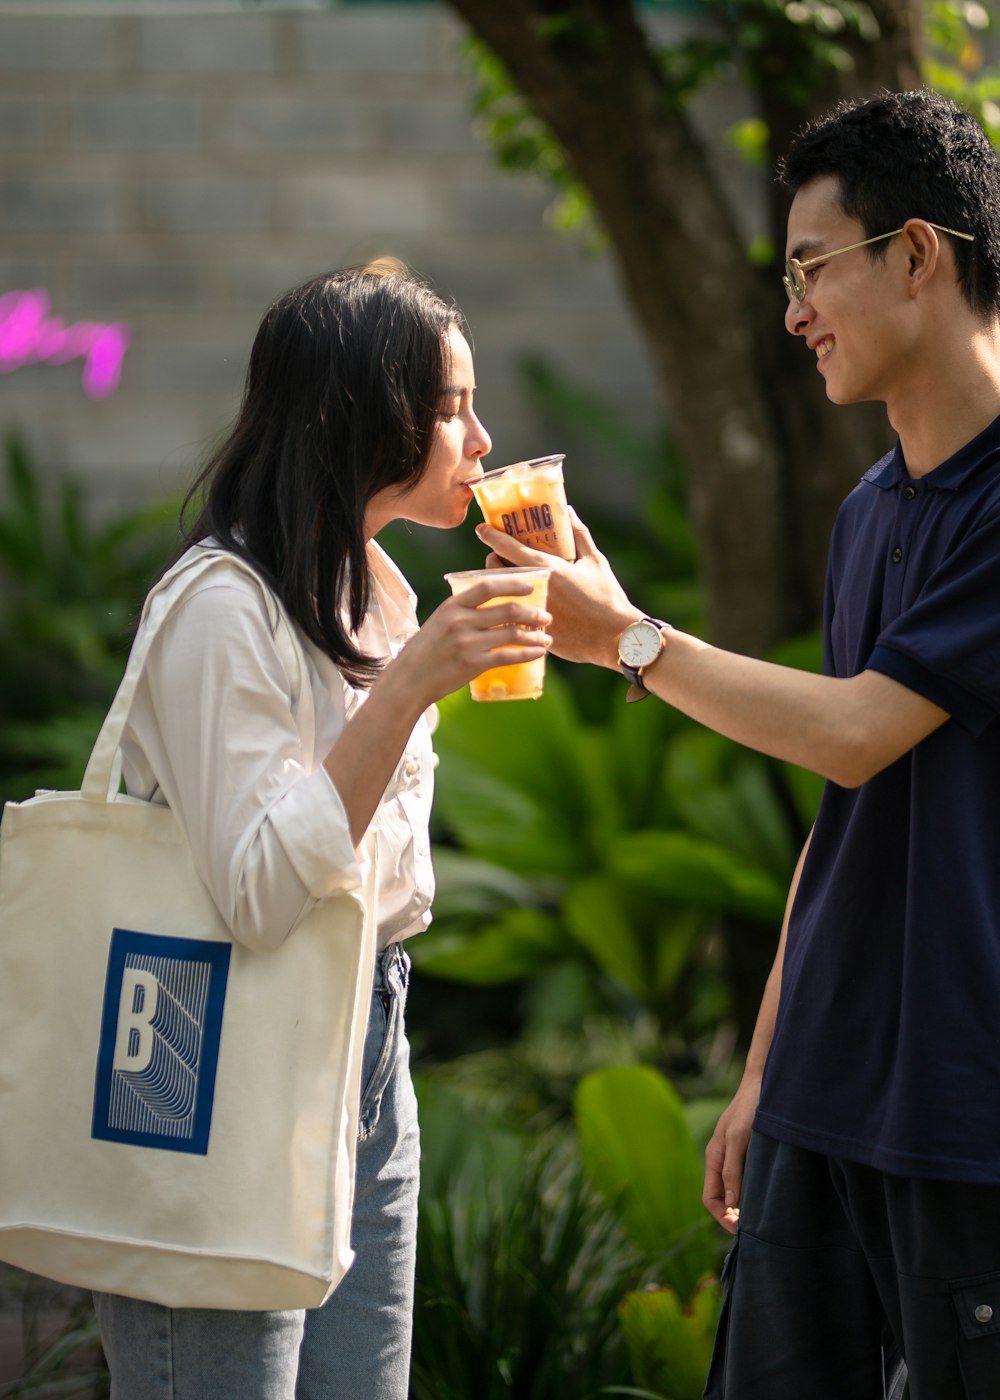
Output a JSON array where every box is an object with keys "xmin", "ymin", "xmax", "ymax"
[
  {"xmin": 432, "ymin": 751, "xmax": 581, "ymax": 874},
  {"xmin": 663, "ymin": 730, "xmax": 795, "ymax": 879},
  {"xmin": 410, "ymin": 906, "xmax": 564, "ymax": 985},
  {"xmin": 618, "ymin": 1279, "xmax": 721, "ymax": 1400},
  {"xmin": 561, "ymin": 876, "xmax": 649, "ymax": 998},
  {"xmin": 604, "ymin": 688, "xmax": 683, "ymax": 827},
  {"xmin": 608, "ymin": 830, "xmax": 785, "ymax": 923},
  {"xmin": 433, "ymin": 673, "xmax": 604, "ymax": 872},
  {"xmin": 574, "ymin": 1066, "xmax": 714, "ymax": 1296},
  {"xmin": 430, "ymin": 849, "xmax": 541, "ymax": 923},
  {"xmin": 650, "ymin": 908, "xmax": 703, "ymax": 999},
  {"xmin": 414, "ymin": 1076, "xmax": 528, "ymax": 1203}
]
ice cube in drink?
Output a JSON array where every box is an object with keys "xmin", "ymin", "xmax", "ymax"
[
  {"xmin": 470, "ymin": 454, "xmax": 574, "ymax": 560},
  {"xmin": 443, "ymin": 566, "xmax": 551, "ymax": 701}
]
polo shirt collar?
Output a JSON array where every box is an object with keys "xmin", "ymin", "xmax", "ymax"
[{"xmin": 863, "ymin": 411, "xmax": 1000, "ymax": 492}]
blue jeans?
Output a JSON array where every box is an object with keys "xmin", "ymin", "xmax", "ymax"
[{"xmin": 94, "ymin": 944, "xmax": 419, "ymax": 1399}]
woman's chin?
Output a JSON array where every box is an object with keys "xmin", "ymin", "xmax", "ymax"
[
  {"xmin": 401, "ymin": 503, "xmax": 472, "ymax": 532},
  {"xmin": 438, "ymin": 499, "xmax": 475, "ymax": 530}
]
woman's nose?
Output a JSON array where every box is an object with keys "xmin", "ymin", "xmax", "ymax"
[{"xmin": 469, "ymin": 412, "xmax": 491, "ymax": 459}]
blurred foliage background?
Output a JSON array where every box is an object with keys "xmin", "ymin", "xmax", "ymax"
[{"xmin": 2, "ymin": 0, "xmax": 998, "ymax": 1394}]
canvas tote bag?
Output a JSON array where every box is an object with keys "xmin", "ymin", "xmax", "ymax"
[{"xmin": 0, "ymin": 549, "xmax": 378, "ymax": 1310}]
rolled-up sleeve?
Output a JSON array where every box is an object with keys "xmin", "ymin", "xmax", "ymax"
[{"xmin": 123, "ymin": 575, "xmax": 360, "ymax": 953}]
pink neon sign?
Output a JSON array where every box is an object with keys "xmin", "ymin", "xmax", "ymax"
[{"xmin": 0, "ymin": 289, "xmax": 129, "ymax": 398}]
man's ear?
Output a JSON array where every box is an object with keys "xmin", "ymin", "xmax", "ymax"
[{"xmin": 900, "ymin": 219, "xmax": 942, "ymax": 298}]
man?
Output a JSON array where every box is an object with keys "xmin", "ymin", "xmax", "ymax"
[{"xmin": 477, "ymin": 90, "xmax": 1000, "ymax": 1399}]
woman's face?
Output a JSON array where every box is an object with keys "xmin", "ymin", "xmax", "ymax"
[{"xmin": 365, "ymin": 325, "xmax": 492, "ymax": 537}]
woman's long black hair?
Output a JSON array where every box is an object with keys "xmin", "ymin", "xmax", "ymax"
[{"xmin": 182, "ymin": 259, "xmax": 465, "ymax": 686}]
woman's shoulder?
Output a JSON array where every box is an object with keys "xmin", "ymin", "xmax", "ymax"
[
  {"xmin": 139, "ymin": 544, "xmax": 292, "ymax": 663},
  {"xmin": 153, "ymin": 541, "xmax": 280, "ymax": 611}
]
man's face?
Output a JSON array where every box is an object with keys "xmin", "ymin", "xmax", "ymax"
[{"xmin": 784, "ymin": 175, "xmax": 911, "ymax": 408}]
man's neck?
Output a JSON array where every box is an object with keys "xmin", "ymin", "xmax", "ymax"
[{"xmin": 889, "ymin": 322, "xmax": 1000, "ymax": 477}]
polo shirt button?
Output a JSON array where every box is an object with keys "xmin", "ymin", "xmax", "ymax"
[
  {"xmin": 976, "ymin": 1304, "xmax": 994, "ymax": 1324},
  {"xmin": 903, "ymin": 485, "xmax": 916, "ymax": 499},
  {"xmin": 892, "ymin": 547, "xmax": 903, "ymax": 563}
]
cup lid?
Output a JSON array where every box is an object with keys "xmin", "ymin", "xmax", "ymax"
[
  {"xmin": 444, "ymin": 565, "xmax": 552, "ymax": 582},
  {"xmin": 476, "ymin": 453, "xmax": 565, "ymax": 481}
]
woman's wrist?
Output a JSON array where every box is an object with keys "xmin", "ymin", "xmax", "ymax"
[{"xmin": 375, "ymin": 642, "xmax": 437, "ymax": 722}]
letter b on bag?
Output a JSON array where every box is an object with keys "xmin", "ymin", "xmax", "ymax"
[
  {"xmin": 92, "ymin": 928, "xmax": 231, "ymax": 1155},
  {"xmin": 112, "ymin": 969, "xmax": 159, "ymax": 1073}
]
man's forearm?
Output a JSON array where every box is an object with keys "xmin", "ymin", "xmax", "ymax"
[
  {"xmin": 634, "ymin": 629, "xmax": 948, "ymax": 788},
  {"xmin": 476, "ymin": 516, "xmax": 948, "ymax": 785}
]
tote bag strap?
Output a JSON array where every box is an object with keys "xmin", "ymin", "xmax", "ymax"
[{"xmin": 81, "ymin": 549, "xmax": 308, "ymax": 805}]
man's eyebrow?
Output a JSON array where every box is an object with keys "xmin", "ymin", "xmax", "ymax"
[{"xmin": 789, "ymin": 240, "xmax": 826, "ymax": 262}]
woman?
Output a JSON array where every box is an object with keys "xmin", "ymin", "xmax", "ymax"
[{"xmin": 93, "ymin": 259, "xmax": 551, "ymax": 1398}]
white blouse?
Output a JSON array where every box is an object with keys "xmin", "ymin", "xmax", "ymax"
[{"xmin": 121, "ymin": 542, "xmax": 436, "ymax": 954}]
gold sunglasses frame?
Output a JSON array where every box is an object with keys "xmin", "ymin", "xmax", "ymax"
[{"xmin": 783, "ymin": 223, "xmax": 975, "ymax": 304}]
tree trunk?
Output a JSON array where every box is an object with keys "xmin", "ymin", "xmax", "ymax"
[{"xmin": 444, "ymin": 0, "xmax": 923, "ymax": 655}]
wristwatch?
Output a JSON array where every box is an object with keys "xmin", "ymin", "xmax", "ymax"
[{"xmin": 617, "ymin": 617, "xmax": 671, "ymax": 702}]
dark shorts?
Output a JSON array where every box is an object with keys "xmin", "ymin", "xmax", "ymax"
[{"xmin": 704, "ymin": 1133, "xmax": 1000, "ymax": 1400}]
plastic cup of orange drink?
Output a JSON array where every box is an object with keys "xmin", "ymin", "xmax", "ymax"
[
  {"xmin": 469, "ymin": 454, "xmax": 574, "ymax": 560},
  {"xmin": 443, "ymin": 566, "xmax": 551, "ymax": 702}
]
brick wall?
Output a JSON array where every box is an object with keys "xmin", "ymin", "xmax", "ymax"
[{"xmin": 0, "ymin": 2, "xmax": 675, "ymax": 516}]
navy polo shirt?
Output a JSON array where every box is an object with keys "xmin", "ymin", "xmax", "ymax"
[{"xmin": 755, "ymin": 412, "xmax": 1000, "ymax": 1183}]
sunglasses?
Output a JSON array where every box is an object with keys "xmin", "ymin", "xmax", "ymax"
[{"xmin": 783, "ymin": 224, "xmax": 975, "ymax": 304}]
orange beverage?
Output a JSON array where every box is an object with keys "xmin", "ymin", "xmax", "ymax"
[
  {"xmin": 470, "ymin": 454, "xmax": 574, "ymax": 560},
  {"xmin": 443, "ymin": 566, "xmax": 551, "ymax": 701}
]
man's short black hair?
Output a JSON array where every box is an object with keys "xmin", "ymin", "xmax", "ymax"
[{"xmin": 778, "ymin": 89, "xmax": 1000, "ymax": 317}]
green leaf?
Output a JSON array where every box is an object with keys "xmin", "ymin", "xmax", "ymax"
[
  {"xmin": 430, "ymin": 848, "xmax": 542, "ymax": 923},
  {"xmin": 574, "ymin": 1066, "xmax": 715, "ymax": 1297},
  {"xmin": 662, "ymin": 730, "xmax": 796, "ymax": 879},
  {"xmin": 433, "ymin": 674, "xmax": 603, "ymax": 873},
  {"xmin": 411, "ymin": 906, "xmax": 565, "ymax": 985},
  {"xmin": 414, "ymin": 1076, "xmax": 528, "ymax": 1203},
  {"xmin": 650, "ymin": 908, "xmax": 704, "ymax": 1000},
  {"xmin": 561, "ymin": 876, "xmax": 650, "ymax": 998},
  {"xmin": 618, "ymin": 1279, "xmax": 721, "ymax": 1400},
  {"xmin": 432, "ymin": 750, "xmax": 580, "ymax": 874},
  {"xmin": 608, "ymin": 830, "xmax": 786, "ymax": 923}
]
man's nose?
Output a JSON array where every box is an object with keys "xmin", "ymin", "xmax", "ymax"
[{"xmin": 784, "ymin": 295, "xmax": 811, "ymax": 336}]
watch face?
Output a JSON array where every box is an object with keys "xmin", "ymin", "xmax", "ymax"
[{"xmin": 619, "ymin": 620, "xmax": 662, "ymax": 668}]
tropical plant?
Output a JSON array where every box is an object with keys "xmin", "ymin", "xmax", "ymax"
[
  {"xmin": 410, "ymin": 1060, "xmax": 728, "ymax": 1399},
  {"xmin": 412, "ymin": 1080, "xmax": 640, "ymax": 1398},
  {"xmin": 415, "ymin": 660, "xmax": 819, "ymax": 1057},
  {"xmin": 573, "ymin": 1065, "xmax": 724, "ymax": 1400},
  {"xmin": 0, "ymin": 431, "xmax": 179, "ymax": 802}
]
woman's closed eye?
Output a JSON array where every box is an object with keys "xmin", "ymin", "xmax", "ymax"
[{"xmin": 436, "ymin": 391, "xmax": 463, "ymax": 422}]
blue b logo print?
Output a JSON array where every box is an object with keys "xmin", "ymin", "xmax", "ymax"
[{"xmin": 92, "ymin": 929, "xmax": 231, "ymax": 1155}]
